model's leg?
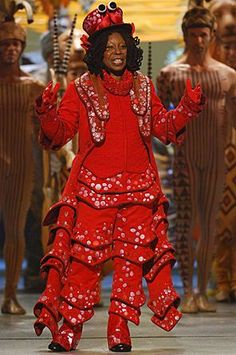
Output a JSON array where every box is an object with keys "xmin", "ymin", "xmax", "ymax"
[
  {"xmin": 24, "ymin": 139, "xmax": 44, "ymax": 292},
  {"xmin": 1, "ymin": 173, "xmax": 32, "ymax": 314},
  {"xmin": 108, "ymin": 205, "xmax": 156, "ymax": 352},
  {"xmin": 108, "ymin": 256, "xmax": 144, "ymax": 352},
  {"xmin": 108, "ymin": 202, "xmax": 182, "ymax": 348},
  {"xmin": 143, "ymin": 200, "xmax": 182, "ymax": 330},
  {"xmin": 53, "ymin": 201, "xmax": 117, "ymax": 352},
  {"xmin": 196, "ymin": 157, "xmax": 225, "ymax": 311},
  {"xmin": 146, "ymin": 262, "xmax": 181, "ymax": 330},
  {"xmin": 34, "ymin": 206, "xmax": 75, "ymax": 338},
  {"xmin": 216, "ymin": 129, "xmax": 236, "ymax": 302},
  {"xmin": 49, "ymin": 259, "xmax": 102, "ymax": 352},
  {"xmin": 96, "ymin": 259, "xmax": 113, "ymax": 307},
  {"xmin": 34, "ymin": 200, "xmax": 117, "ymax": 352},
  {"xmin": 173, "ymin": 146, "xmax": 199, "ymax": 313},
  {"xmin": 225, "ymin": 130, "xmax": 236, "ymax": 300},
  {"xmin": 214, "ymin": 239, "xmax": 231, "ymax": 302},
  {"xmin": 230, "ymin": 242, "xmax": 236, "ymax": 301}
]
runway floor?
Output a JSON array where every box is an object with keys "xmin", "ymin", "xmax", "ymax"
[{"xmin": 0, "ymin": 290, "xmax": 236, "ymax": 355}]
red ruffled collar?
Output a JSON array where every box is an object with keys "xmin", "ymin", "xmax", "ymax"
[
  {"xmin": 75, "ymin": 71, "xmax": 151, "ymax": 143},
  {"xmin": 102, "ymin": 69, "xmax": 133, "ymax": 96}
]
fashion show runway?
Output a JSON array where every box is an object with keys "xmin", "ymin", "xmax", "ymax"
[{"xmin": 0, "ymin": 291, "xmax": 236, "ymax": 355}]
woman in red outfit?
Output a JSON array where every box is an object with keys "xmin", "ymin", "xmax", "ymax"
[{"xmin": 33, "ymin": 2, "xmax": 204, "ymax": 352}]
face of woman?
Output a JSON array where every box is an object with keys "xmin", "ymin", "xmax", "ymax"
[{"xmin": 103, "ymin": 32, "xmax": 127, "ymax": 75}]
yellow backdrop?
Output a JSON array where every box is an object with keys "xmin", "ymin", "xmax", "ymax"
[{"xmin": 16, "ymin": 0, "xmax": 189, "ymax": 42}]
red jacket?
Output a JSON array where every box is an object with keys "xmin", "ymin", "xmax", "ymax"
[
  {"xmin": 38, "ymin": 71, "xmax": 201, "ymax": 208},
  {"xmin": 34, "ymin": 72, "xmax": 202, "ymax": 334}
]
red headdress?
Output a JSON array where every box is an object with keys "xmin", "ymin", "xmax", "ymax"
[{"xmin": 80, "ymin": 2, "xmax": 135, "ymax": 50}]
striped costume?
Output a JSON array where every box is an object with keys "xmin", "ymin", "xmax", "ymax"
[
  {"xmin": 157, "ymin": 61, "xmax": 236, "ymax": 298},
  {"xmin": 0, "ymin": 77, "xmax": 44, "ymax": 307}
]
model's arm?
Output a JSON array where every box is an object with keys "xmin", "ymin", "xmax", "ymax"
[
  {"xmin": 35, "ymin": 81, "xmax": 80, "ymax": 150},
  {"xmin": 156, "ymin": 69, "xmax": 172, "ymax": 110},
  {"xmin": 151, "ymin": 79, "xmax": 203, "ymax": 144}
]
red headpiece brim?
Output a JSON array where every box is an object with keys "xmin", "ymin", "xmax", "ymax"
[{"xmin": 81, "ymin": 3, "xmax": 135, "ymax": 51}]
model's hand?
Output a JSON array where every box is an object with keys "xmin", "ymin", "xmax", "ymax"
[
  {"xmin": 41, "ymin": 81, "xmax": 61, "ymax": 107},
  {"xmin": 35, "ymin": 80, "xmax": 60, "ymax": 114},
  {"xmin": 49, "ymin": 68, "xmax": 57, "ymax": 84},
  {"xmin": 186, "ymin": 79, "xmax": 205, "ymax": 104}
]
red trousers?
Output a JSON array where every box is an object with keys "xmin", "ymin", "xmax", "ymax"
[{"xmin": 34, "ymin": 201, "xmax": 181, "ymax": 336}]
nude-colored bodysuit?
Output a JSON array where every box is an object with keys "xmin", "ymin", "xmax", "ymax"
[
  {"xmin": 0, "ymin": 78, "xmax": 43, "ymax": 299},
  {"xmin": 157, "ymin": 62, "xmax": 234, "ymax": 294}
]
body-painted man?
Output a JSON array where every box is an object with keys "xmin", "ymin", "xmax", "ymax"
[
  {"xmin": 157, "ymin": 5, "xmax": 236, "ymax": 313},
  {"xmin": 208, "ymin": 0, "xmax": 236, "ymax": 303},
  {"xmin": 0, "ymin": 18, "xmax": 44, "ymax": 313}
]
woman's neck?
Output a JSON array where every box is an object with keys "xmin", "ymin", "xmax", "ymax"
[
  {"xmin": 103, "ymin": 66, "xmax": 126, "ymax": 80},
  {"xmin": 110, "ymin": 72, "xmax": 122, "ymax": 80}
]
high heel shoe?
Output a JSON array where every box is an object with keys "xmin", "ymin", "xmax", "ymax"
[
  {"xmin": 48, "ymin": 320, "xmax": 83, "ymax": 352},
  {"xmin": 107, "ymin": 313, "xmax": 132, "ymax": 352}
]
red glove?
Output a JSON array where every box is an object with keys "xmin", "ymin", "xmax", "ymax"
[
  {"xmin": 185, "ymin": 79, "xmax": 205, "ymax": 105},
  {"xmin": 35, "ymin": 81, "xmax": 60, "ymax": 113}
]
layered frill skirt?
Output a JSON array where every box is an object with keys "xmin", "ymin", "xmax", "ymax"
[{"xmin": 34, "ymin": 165, "xmax": 182, "ymax": 337}]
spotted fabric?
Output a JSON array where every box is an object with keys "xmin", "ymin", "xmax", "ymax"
[{"xmin": 34, "ymin": 198, "xmax": 181, "ymax": 334}]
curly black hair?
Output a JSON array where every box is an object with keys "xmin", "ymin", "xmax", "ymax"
[{"xmin": 83, "ymin": 27, "xmax": 143, "ymax": 77}]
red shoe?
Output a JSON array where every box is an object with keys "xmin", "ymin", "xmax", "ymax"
[
  {"xmin": 107, "ymin": 313, "xmax": 132, "ymax": 352},
  {"xmin": 48, "ymin": 321, "xmax": 82, "ymax": 352}
]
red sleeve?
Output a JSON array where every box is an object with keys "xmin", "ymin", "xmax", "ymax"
[
  {"xmin": 151, "ymin": 81, "xmax": 202, "ymax": 145},
  {"xmin": 38, "ymin": 82, "xmax": 80, "ymax": 150}
]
